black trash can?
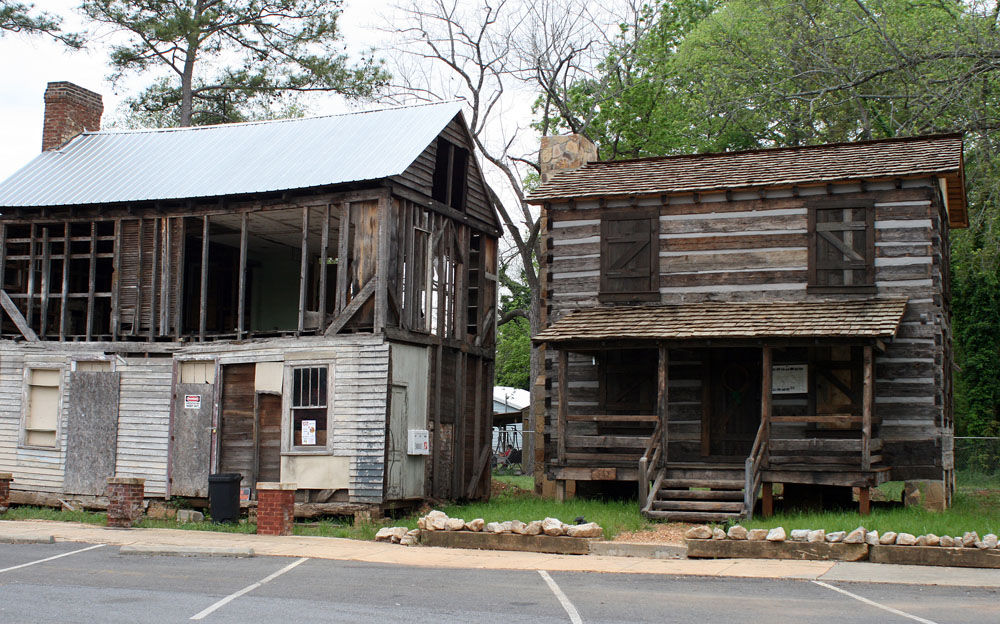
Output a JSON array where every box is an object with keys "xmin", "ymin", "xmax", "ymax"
[{"xmin": 208, "ymin": 473, "xmax": 242, "ymax": 523}]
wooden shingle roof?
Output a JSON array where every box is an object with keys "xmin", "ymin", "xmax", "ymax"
[
  {"xmin": 533, "ymin": 298, "xmax": 908, "ymax": 344},
  {"xmin": 527, "ymin": 134, "xmax": 966, "ymax": 227}
]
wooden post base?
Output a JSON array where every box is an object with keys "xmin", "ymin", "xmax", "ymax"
[
  {"xmin": 761, "ymin": 482, "xmax": 774, "ymax": 518},
  {"xmin": 859, "ymin": 486, "xmax": 871, "ymax": 515}
]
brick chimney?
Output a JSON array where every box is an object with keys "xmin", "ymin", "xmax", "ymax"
[
  {"xmin": 539, "ymin": 134, "xmax": 598, "ymax": 184},
  {"xmin": 41, "ymin": 81, "xmax": 103, "ymax": 152}
]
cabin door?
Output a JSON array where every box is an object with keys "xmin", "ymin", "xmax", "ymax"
[
  {"xmin": 703, "ymin": 348, "xmax": 761, "ymax": 459},
  {"xmin": 219, "ymin": 364, "xmax": 256, "ymax": 492},
  {"xmin": 255, "ymin": 393, "xmax": 282, "ymax": 484}
]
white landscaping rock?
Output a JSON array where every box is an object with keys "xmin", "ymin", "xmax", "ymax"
[
  {"xmin": 843, "ymin": 527, "xmax": 866, "ymax": 544},
  {"xmin": 375, "ymin": 527, "xmax": 394, "ymax": 542},
  {"xmin": 865, "ymin": 530, "xmax": 880, "ymax": 546},
  {"xmin": 915, "ymin": 535, "xmax": 928, "ymax": 546},
  {"xmin": 766, "ymin": 527, "xmax": 786, "ymax": 542},
  {"xmin": 465, "ymin": 518, "xmax": 484, "ymax": 532},
  {"xmin": 979, "ymin": 534, "xmax": 998, "ymax": 549},
  {"xmin": 567, "ymin": 522, "xmax": 603, "ymax": 538},
  {"xmin": 712, "ymin": 528, "xmax": 727, "ymax": 540},
  {"xmin": 807, "ymin": 529, "xmax": 825, "ymax": 543},
  {"xmin": 728, "ymin": 525, "xmax": 749, "ymax": 540},
  {"xmin": 542, "ymin": 517, "xmax": 566, "ymax": 536},
  {"xmin": 399, "ymin": 535, "xmax": 417, "ymax": 546},
  {"xmin": 789, "ymin": 529, "xmax": 810, "ymax": 542},
  {"xmin": 417, "ymin": 517, "xmax": 427, "ymax": 531},
  {"xmin": 510, "ymin": 520, "xmax": 527, "ymax": 534},
  {"xmin": 444, "ymin": 518, "xmax": 466, "ymax": 531},
  {"xmin": 523, "ymin": 520, "xmax": 543, "ymax": 536},
  {"xmin": 747, "ymin": 529, "xmax": 769, "ymax": 541},
  {"xmin": 426, "ymin": 510, "xmax": 448, "ymax": 521},
  {"xmin": 962, "ymin": 531, "xmax": 979, "ymax": 548},
  {"xmin": 939, "ymin": 535, "xmax": 955, "ymax": 547},
  {"xmin": 826, "ymin": 531, "xmax": 846, "ymax": 543},
  {"xmin": 485, "ymin": 522, "xmax": 502, "ymax": 533},
  {"xmin": 430, "ymin": 515, "xmax": 449, "ymax": 531},
  {"xmin": 896, "ymin": 533, "xmax": 917, "ymax": 546},
  {"xmin": 685, "ymin": 525, "xmax": 713, "ymax": 540},
  {"xmin": 925, "ymin": 534, "xmax": 940, "ymax": 547},
  {"xmin": 879, "ymin": 531, "xmax": 897, "ymax": 545}
]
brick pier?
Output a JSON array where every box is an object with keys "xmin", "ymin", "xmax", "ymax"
[
  {"xmin": 256, "ymin": 482, "xmax": 296, "ymax": 536},
  {"xmin": 106, "ymin": 477, "xmax": 145, "ymax": 528},
  {"xmin": 0, "ymin": 472, "xmax": 11, "ymax": 512}
]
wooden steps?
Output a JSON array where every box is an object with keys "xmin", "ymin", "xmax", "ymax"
[{"xmin": 642, "ymin": 462, "xmax": 749, "ymax": 522}]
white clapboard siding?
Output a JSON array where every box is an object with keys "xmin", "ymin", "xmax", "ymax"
[{"xmin": 116, "ymin": 357, "xmax": 173, "ymax": 495}]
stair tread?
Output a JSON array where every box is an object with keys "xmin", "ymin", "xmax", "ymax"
[
  {"xmin": 657, "ymin": 489, "xmax": 744, "ymax": 501},
  {"xmin": 660, "ymin": 479, "xmax": 744, "ymax": 489},
  {"xmin": 643, "ymin": 510, "xmax": 742, "ymax": 522},
  {"xmin": 651, "ymin": 500, "xmax": 745, "ymax": 512}
]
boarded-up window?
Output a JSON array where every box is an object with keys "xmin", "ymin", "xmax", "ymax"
[
  {"xmin": 75, "ymin": 360, "xmax": 112, "ymax": 372},
  {"xmin": 599, "ymin": 213, "xmax": 658, "ymax": 302},
  {"xmin": 24, "ymin": 368, "xmax": 60, "ymax": 447},
  {"xmin": 291, "ymin": 366, "xmax": 328, "ymax": 447},
  {"xmin": 179, "ymin": 360, "xmax": 215, "ymax": 384},
  {"xmin": 809, "ymin": 200, "xmax": 875, "ymax": 292}
]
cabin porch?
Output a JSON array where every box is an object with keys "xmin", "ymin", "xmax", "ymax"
[{"xmin": 548, "ymin": 341, "xmax": 890, "ymax": 522}]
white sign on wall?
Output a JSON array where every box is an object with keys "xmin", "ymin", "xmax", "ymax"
[
  {"xmin": 772, "ymin": 364, "xmax": 808, "ymax": 394},
  {"xmin": 407, "ymin": 429, "xmax": 430, "ymax": 455},
  {"xmin": 184, "ymin": 394, "xmax": 201, "ymax": 409},
  {"xmin": 301, "ymin": 420, "xmax": 317, "ymax": 445}
]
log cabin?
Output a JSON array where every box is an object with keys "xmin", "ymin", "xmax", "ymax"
[
  {"xmin": 528, "ymin": 133, "xmax": 966, "ymax": 521},
  {"xmin": 0, "ymin": 82, "xmax": 499, "ymax": 513}
]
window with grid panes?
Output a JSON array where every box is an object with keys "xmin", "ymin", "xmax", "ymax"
[{"xmin": 291, "ymin": 366, "xmax": 328, "ymax": 447}]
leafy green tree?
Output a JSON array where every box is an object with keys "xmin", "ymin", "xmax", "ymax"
[
  {"xmin": 81, "ymin": 0, "xmax": 388, "ymax": 126},
  {"xmin": 1, "ymin": 1, "xmax": 82, "ymax": 47},
  {"xmin": 495, "ymin": 260, "xmax": 532, "ymax": 390}
]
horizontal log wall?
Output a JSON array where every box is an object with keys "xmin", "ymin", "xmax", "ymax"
[{"xmin": 543, "ymin": 178, "xmax": 951, "ymax": 481}]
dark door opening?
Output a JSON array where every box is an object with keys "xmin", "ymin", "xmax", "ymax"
[{"xmin": 703, "ymin": 348, "xmax": 762, "ymax": 459}]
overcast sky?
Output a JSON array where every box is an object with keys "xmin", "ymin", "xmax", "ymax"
[{"xmin": 0, "ymin": 0, "xmax": 406, "ymax": 180}]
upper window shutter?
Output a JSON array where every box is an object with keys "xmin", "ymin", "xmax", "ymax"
[
  {"xmin": 600, "ymin": 213, "xmax": 658, "ymax": 301},
  {"xmin": 808, "ymin": 199, "xmax": 875, "ymax": 292}
]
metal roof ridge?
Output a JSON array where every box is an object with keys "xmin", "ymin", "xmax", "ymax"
[{"xmin": 82, "ymin": 99, "xmax": 466, "ymax": 137}]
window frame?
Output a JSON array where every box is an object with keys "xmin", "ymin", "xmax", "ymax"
[
  {"xmin": 598, "ymin": 209, "xmax": 660, "ymax": 303},
  {"xmin": 807, "ymin": 198, "xmax": 876, "ymax": 294},
  {"xmin": 282, "ymin": 362, "xmax": 334, "ymax": 455},
  {"xmin": 19, "ymin": 366, "xmax": 64, "ymax": 450}
]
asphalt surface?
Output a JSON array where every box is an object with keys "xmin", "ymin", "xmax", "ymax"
[{"xmin": 1, "ymin": 541, "xmax": 998, "ymax": 623}]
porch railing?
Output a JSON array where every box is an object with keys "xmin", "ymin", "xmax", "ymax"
[
  {"xmin": 638, "ymin": 419, "xmax": 663, "ymax": 513},
  {"xmin": 743, "ymin": 419, "xmax": 767, "ymax": 521}
]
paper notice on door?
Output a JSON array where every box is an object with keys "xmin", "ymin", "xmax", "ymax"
[{"xmin": 301, "ymin": 420, "xmax": 317, "ymax": 445}]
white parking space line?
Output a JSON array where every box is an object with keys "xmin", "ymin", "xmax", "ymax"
[
  {"xmin": 190, "ymin": 557, "xmax": 308, "ymax": 620},
  {"xmin": 538, "ymin": 570, "xmax": 583, "ymax": 624},
  {"xmin": 812, "ymin": 581, "xmax": 939, "ymax": 624},
  {"xmin": 0, "ymin": 543, "xmax": 105, "ymax": 573}
]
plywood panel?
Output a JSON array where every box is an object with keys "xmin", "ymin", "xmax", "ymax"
[
  {"xmin": 170, "ymin": 382, "xmax": 214, "ymax": 497},
  {"xmin": 63, "ymin": 372, "xmax": 120, "ymax": 495}
]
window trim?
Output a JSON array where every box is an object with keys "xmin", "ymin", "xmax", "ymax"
[
  {"xmin": 807, "ymin": 198, "xmax": 876, "ymax": 294},
  {"xmin": 281, "ymin": 362, "xmax": 334, "ymax": 455},
  {"xmin": 19, "ymin": 366, "xmax": 64, "ymax": 451},
  {"xmin": 598, "ymin": 209, "xmax": 660, "ymax": 303}
]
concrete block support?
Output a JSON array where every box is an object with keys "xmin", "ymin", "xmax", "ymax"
[
  {"xmin": 256, "ymin": 482, "xmax": 296, "ymax": 536},
  {"xmin": 106, "ymin": 477, "xmax": 144, "ymax": 528},
  {"xmin": 0, "ymin": 472, "xmax": 12, "ymax": 512}
]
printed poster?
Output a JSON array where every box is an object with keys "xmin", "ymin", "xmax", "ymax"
[{"xmin": 301, "ymin": 419, "xmax": 317, "ymax": 445}]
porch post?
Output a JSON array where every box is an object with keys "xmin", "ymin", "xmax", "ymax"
[
  {"xmin": 658, "ymin": 344, "xmax": 669, "ymax": 467},
  {"xmin": 862, "ymin": 345, "xmax": 873, "ymax": 471},
  {"xmin": 761, "ymin": 345, "xmax": 772, "ymax": 467}
]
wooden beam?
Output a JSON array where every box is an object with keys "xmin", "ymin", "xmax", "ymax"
[
  {"xmin": 172, "ymin": 218, "xmax": 183, "ymax": 339},
  {"xmin": 297, "ymin": 206, "xmax": 310, "ymax": 334},
  {"xmin": 465, "ymin": 443, "xmax": 491, "ymax": 499},
  {"xmin": 557, "ymin": 349, "xmax": 568, "ymax": 465},
  {"xmin": 762, "ymin": 482, "xmax": 773, "ymax": 517},
  {"xmin": 658, "ymin": 344, "xmax": 669, "ymax": 467},
  {"xmin": 323, "ymin": 279, "xmax": 375, "ymax": 336},
  {"xmin": 59, "ymin": 222, "xmax": 69, "ymax": 341},
  {"xmin": 133, "ymin": 218, "xmax": 143, "ymax": 336},
  {"xmin": 317, "ymin": 204, "xmax": 330, "ymax": 325},
  {"xmin": 237, "ymin": 212, "xmax": 248, "ymax": 339},
  {"xmin": 86, "ymin": 221, "xmax": 96, "ymax": 341},
  {"xmin": 26, "ymin": 223, "xmax": 35, "ymax": 331},
  {"xmin": 148, "ymin": 219, "xmax": 159, "ymax": 342},
  {"xmin": 862, "ymin": 344, "xmax": 873, "ymax": 471},
  {"xmin": 112, "ymin": 219, "xmax": 123, "ymax": 340},
  {"xmin": 160, "ymin": 218, "xmax": 171, "ymax": 335},
  {"xmin": 39, "ymin": 227, "xmax": 50, "ymax": 338},
  {"xmin": 762, "ymin": 346, "xmax": 773, "ymax": 466},
  {"xmin": 199, "ymin": 215, "xmax": 209, "ymax": 342},
  {"xmin": 374, "ymin": 193, "xmax": 390, "ymax": 333},
  {"xmin": 0, "ymin": 290, "xmax": 39, "ymax": 341},
  {"xmin": 389, "ymin": 183, "xmax": 503, "ymax": 237},
  {"xmin": 335, "ymin": 203, "xmax": 350, "ymax": 315}
]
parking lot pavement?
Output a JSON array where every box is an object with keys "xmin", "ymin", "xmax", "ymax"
[{"xmin": 1, "ymin": 542, "xmax": 999, "ymax": 623}]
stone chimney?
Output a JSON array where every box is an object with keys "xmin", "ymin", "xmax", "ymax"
[
  {"xmin": 41, "ymin": 81, "xmax": 103, "ymax": 151},
  {"xmin": 539, "ymin": 134, "xmax": 598, "ymax": 184}
]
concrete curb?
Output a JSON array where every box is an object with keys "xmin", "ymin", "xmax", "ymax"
[
  {"xmin": 589, "ymin": 541, "xmax": 686, "ymax": 559},
  {"xmin": 118, "ymin": 545, "xmax": 254, "ymax": 558},
  {"xmin": 0, "ymin": 534, "xmax": 55, "ymax": 544}
]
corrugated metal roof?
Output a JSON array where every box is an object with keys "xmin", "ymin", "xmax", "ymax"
[
  {"xmin": 527, "ymin": 134, "xmax": 964, "ymax": 203},
  {"xmin": 0, "ymin": 101, "xmax": 465, "ymax": 208},
  {"xmin": 533, "ymin": 298, "xmax": 908, "ymax": 343}
]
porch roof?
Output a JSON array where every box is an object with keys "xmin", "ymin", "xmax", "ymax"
[{"xmin": 533, "ymin": 297, "xmax": 908, "ymax": 344}]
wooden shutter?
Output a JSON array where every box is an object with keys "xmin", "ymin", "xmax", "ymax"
[
  {"xmin": 808, "ymin": 199, "xmax": 875, "ymax": 293},
  {"xmin": 600, "ymin": 213, "xmax": 658, "ymax": 302}
]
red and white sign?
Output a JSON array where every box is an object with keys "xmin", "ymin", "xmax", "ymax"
[{"xmin": 184, "ymin": 394, "xmax": 202, "ymax": 409}]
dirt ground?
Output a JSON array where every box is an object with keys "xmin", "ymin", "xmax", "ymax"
[{"xmin": 611, "ymin": 522, "xmax": 693, "ymax": 546}]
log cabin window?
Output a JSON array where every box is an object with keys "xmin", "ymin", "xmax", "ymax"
[
  {"xmin": 599, "ymin": 212, "xmax": 659, "ymax": 302},
  {"xmin": 291, "ymin": 366, "xmax": 328, "ymax": 448},
  {"xmin": 432, "ymin": 138, "xmax": 469, "ymax": 211},
  {"xmin": 808, "ymin": 199, "xmax": 875, "ymax": 293},
  {"xmin": 22, "ymin": 368, "xmax": 61, "ymax": 448}
]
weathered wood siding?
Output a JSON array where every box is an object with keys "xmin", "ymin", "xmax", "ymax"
[{"xmin": 543, "ymin": 178, "xmax": 952, "ymax": 481}]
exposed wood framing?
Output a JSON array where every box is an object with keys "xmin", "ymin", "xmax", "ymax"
[
  {"xmin": 59, "ymin": 222, "xmax": 69, "ymax": 340},
  {"xmin": 297, "ymin": 206, "xmax": 309, "ymax": 335},
  {"xmin": 317, "ymin": 204, "xmax": 330, "ymax": 324},
  {"xmin": 863, "ymin": 345, "xmax": 874, "ymax": 471},
  {"xmin": 199, "ymin": 216, "xmax": 209, "ymax": 341},
  {"xmin": 86, "ymin": 221, "xmax": 96, "ymax": 341},
  {"xmin": 557, "ymin": 349, "xmax": 568, "ymax": 465},
  {"xmin": 0, "ymin": 290, "xmax": 39, "ymax": 341},
  {"xmin": 237, "ymin": 212, "xmax": 248, "ymax": 339},
  {"xmin": 658, "ymin": 344, "xmax": 669, "ymax": 467},
  {"xmin": 761, "ymin": 346, "xmax": 773, "ymax": 466},
  {"xmin": 374, "ymin": 192, "xmax": 390, "ymax": 333},
  {"xmin": 324, "ymin": 279, "xmax": 375, "ymax": 336},
  {"xmin": 335, "ymin": 203, "xmax": 350, "ymax": 315}
]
